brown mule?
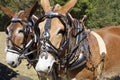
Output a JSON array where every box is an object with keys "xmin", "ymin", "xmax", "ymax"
[
  {"xmin": 35, "ymin": 0, "xmax": 120, "ymax": 80},
  {"xmin": 0, "ymin": 1, "xmax": 38, "ymax": 68},
  {"xmin": 0, "ymin": 1, "xmax": 44, "ymax": 80}
]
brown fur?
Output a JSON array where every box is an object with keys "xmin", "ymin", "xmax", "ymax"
[
  {"xmin": 71, "ymin": 27, "xmax": 120, "ymax": 80},
  {"xmin": 40, "ymin": 0, "xmax": 52, "ymax": 12}
]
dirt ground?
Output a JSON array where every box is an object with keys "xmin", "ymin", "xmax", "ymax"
[{"xmin": 0, "ymin": 32, "xmax": 38, "ymax": 80}]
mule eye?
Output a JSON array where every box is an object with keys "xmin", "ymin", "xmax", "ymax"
[
  {"xmin": 57, "ymin": 29, "xmax": 65, "ymax": 35},
  {"xmin": 18, "ymin": 30, "xmax": 24, "ymax": 33}
]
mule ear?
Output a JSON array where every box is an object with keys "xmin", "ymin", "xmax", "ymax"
[
  {"xmin": 40, "ymin": 0, "xmax": 52, "ymax": 13},
  {"xmin": 25, "ymin": 1, "xmax": 39, "ymax": 18},
  {"xmin": 53, "ymin": 4, "xmax": 62, "ymax": 12},
  {"xmin": 58, "ymin": 0, "xmax": 77, "ymax": 14},
  {"xmin": 0, "ymin": 5, "xmax": 15, "ymax": 17}
]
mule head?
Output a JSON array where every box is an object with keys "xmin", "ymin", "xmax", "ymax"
[
  {"xmin": 35, "ymin": 0, "xmax": 77, "ymax": 73},
  {"xmin": 0, "ymin": 1, "xmax": 38, "ymax": 68}
]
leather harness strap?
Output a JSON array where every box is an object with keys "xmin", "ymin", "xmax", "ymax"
[{"xmin": 90, "ymin": 31, "xmax": 107, "ymax": 55}]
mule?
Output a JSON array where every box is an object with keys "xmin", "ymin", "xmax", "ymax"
[
  {"xmin": 0, "ymin": 1, "xmax": 38, "ymax": 68},
  {"xmin": 35, "ymin": 0, "xmax": 120, "ymax": 80}
]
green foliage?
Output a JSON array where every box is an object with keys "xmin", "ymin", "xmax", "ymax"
[
  {"xmin": 78, "ymin": 0, "xmax": 120, "ymax": 28},
  {"xmin": 0, "ymin": 0, "xmax": 120, "ymax": 31}
]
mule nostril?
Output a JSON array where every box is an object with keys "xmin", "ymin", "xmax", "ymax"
[
  {"xmin": 48, "ymin": 66, "xmax": 50, "ymax": 69},
  {"xmin": 11, "ymin": 61, "xmax": 14, "ymax": 65}
]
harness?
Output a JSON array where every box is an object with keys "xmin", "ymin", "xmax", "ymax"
[{"xmin": 34, "ymin": 11, "xmax": 91, "ymax": 77}]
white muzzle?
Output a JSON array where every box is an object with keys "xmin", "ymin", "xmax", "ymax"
[
  {"xmin": 35, "ymin": 53, "xmax": 55, "ymax": 73},
  {"xmin": 6, "ymin": 52, "xmax": 21, "ymax": 68}
]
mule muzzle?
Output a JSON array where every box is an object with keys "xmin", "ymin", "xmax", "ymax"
[{"xmin": 35, "ymin": 53, "xmax": 55, "ymax": 73}]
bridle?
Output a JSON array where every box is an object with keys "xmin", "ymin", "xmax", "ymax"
[
  {"xmin": 35, "ymin": 11, "xmax": 91, "ymax": 72},
  {"xmin": 5, "ymin": 13, "xmax": 37, "ymax": 62},
  {"xmin": 35, "ymin": 12, "xmax": 69, "ymax": 59}
]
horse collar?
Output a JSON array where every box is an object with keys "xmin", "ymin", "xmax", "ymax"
[{"xmin": 66, "ymin": 19, "xmax": 91, "ymax": 70}]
